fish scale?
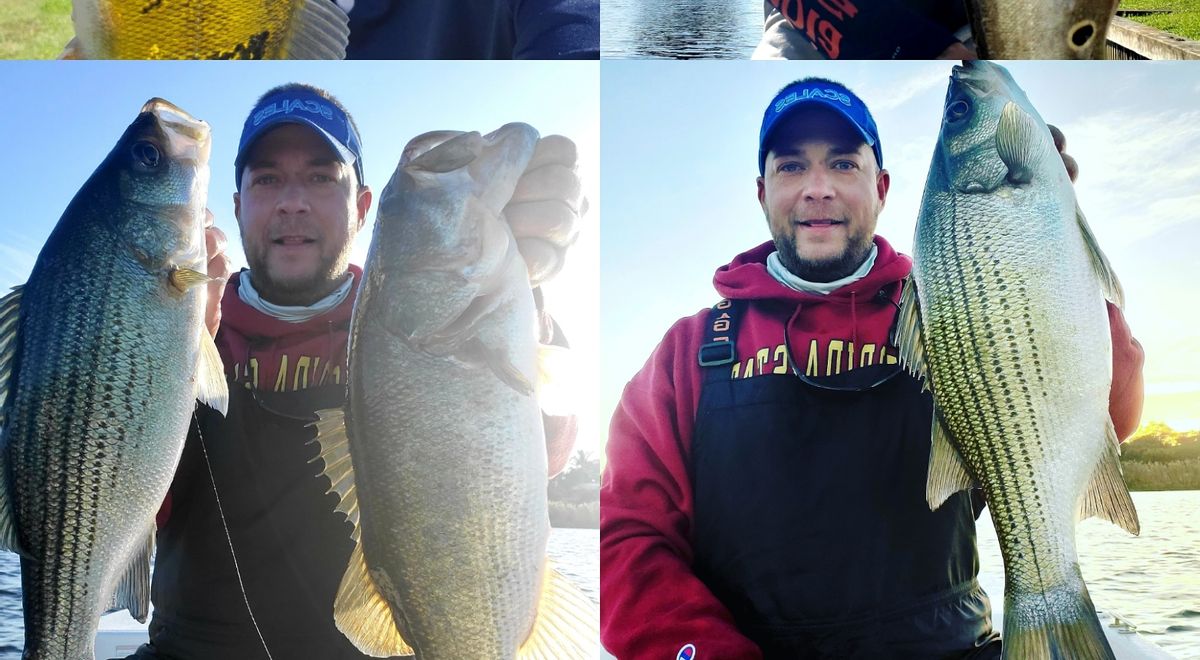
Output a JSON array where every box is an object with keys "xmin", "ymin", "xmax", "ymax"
[{"xmin": 898, "ymin": 61, "xmax": 1139, "ymax": 660}]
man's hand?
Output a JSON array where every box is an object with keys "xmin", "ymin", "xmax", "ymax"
[
  {"xmin": 204, "ymin": 209, "xmax": 232, "ymax": 338},
  {"xmin": 505, "ymin": 135, "xmax": 586, "ymax": 288},
  {"xmin": 1048, "ymin": 125, "xmax": 1078, "ymax": 183}
]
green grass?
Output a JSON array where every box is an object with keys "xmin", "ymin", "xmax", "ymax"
[
  {"xmin": 0, "ymin": 0, "xmax": 72, "ymax": 60},
  {"xmin": 1120, "ymin": 0, "xmax": 1200, "ymax": 41}
]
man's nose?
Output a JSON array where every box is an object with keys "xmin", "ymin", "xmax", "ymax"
[
  {"xmin": 802, "ymin": 168, "xmax": 835, "ymax": 201},
  {"xmin": 276, "ymin": 180, "xmax": 311, "ymax": 214}
]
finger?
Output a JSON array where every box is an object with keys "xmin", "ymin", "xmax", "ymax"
[
  {"xmin": 527, "ymin": 135, "xmax": 578, "ymax": 171},
  {"xmin": 205, "ymin": 262, "xmax": 229, "ymax": 338},
  {"xmin": 517, "ymin": 238, "xmax": 567, "ymax": 288},
  {"xmin": 506, "ymin": 200, "xmax": 579, "ymax": 246},
  {"xmin": 511, "ymin": 164, "xmax": 583, "ymax": 210},
  {"xmin": 1048, "ymin": 124, "xmax": 1066, "ymax": 153},
  {"xmin": 203, "ymin": 208, "xmax": 215, "ymax": 228},
  {"xmin": 1061, "ymin": 152, "xmax": 1078, "ymax": 183}
]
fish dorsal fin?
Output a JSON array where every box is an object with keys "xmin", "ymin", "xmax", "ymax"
[
  {"xmin": 333, "ymin": 541, "xmax": 415, "ymax": 657},
  {"xmin": 1075, "ymin": 203, "xmax": 1126, "ymax": 309},
  {"xmin": 926, "ymin": 407, "xmax": 978, "ymax": 510},
  {"xmin": 284, "ymin": 0, "xmax": 350, "ymax": 60},
  {"xmin": 107, "ymin": 526, "xmax": 154, "ymax": 622},
  {"xmin": 893, "ymin": 278, "xmax": 930, "ymax": 391},
  {"xmin": 0, "ymin": 286, "xmax": 26, "ymax": 556},
  {"xmin": 195, "ymin": 330, "xmax": 228, "ymax": 416},
  {"xmin": 995, "ymin": 101, "xmax": 1043, "ymax": 185},
  {"xmin": 0, "ymin": 285, "xmax": 24, "ymax": 428},
  {"xmin": 517, "ymin": 563, "xmax": 600, "ymax": 660},
  {"xmin": 310, "ymin": 408, "xmax": 361, "ymax": 539},
  {"xmin": 1078, "ymin": 419, "xmax": 1140, "ymax": 535}
]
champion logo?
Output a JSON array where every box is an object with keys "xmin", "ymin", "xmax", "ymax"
[
  {"xmin": 252, "ymin": 99, "xmax": 335, "ymax": 127},
  {"xmin": 774, "ymin": 88, "xmax": 852, "ymax": 113},
  {"xmin": 676, "ymin": 643, "xmax": 696, "ymax": 660}
]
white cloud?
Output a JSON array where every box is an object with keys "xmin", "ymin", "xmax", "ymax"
[{"xmin": 870, "ymin": 64, "xmax": 951, "ymax": 113}]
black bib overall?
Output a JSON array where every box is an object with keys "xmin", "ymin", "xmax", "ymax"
[
  {"xmin": 128, "ymin": 383, "xmax": 388, "ymax": 660},
  {"xmin": 690, "ymin": 301, "xmax": 999, "ymax": 659}
]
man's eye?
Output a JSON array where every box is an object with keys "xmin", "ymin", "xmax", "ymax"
[
  {"xmin": 832, "ymin": 160, "xmax": 857, "ymax": 171},
  {"xmin": 311, "ymin": 173, "xmax": 334, "ymax": 183},
  {"xmin": 778, "ymin": 162, "xmax": 803, "ymax": 173},
  {"xmin": 253, "ymin": 174, "xmax": 277, "ymax": 186}
]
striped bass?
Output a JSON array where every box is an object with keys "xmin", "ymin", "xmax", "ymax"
[
  {"xmin": 0, "ymin": 99, "xmax": 227, "ymax": 659},
  {"xmin": 312, "ymin": 124, "xmax": 597, "ymax": 658},
  {"xmin": 896, "ymin": 60, "xmax": 1139, "ymax": 660}
]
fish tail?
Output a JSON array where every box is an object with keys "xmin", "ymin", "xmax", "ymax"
[{"xmin": 1002, "ymin": 581, "xmax": 1115, "ymax": 660}]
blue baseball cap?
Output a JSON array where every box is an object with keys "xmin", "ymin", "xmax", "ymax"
[
  {"xmin": 234, "ymin": 86, "xmax": 364, "ymax": 190},
  {"xmin": 758, "ymin": 79, "xmax": 882, "ymax": 175}
]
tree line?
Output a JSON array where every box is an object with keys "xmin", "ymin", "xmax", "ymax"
[{"xmin": 1120, "ymin": 422, "xmax": 1200, "ymax": 491}]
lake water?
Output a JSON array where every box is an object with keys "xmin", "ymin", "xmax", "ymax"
[
  {"xmin": 602, "ymin": 0, "xmax": 763, "ymax": 59},
  {"xmin": 977, "ymin": 490, "xmax": 1200, "ymax": 659},
  {"xmin": 0, "ymin": 527, "xmax": 599, "ymax": 657}
]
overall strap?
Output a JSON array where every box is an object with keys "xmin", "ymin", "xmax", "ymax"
[{"xmin": 698, "ymin": 299, "xmax": 745, "ymax": 384}]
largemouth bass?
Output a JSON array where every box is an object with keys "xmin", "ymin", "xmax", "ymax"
[
  {"xmin": 896, "ymin": 60, "xmax": 1138, "ymax": 660},
  {"xmin": 0, "ymin": 99, "xmax": 227, "ymax": 659},
  {"xmin": 968, "ymin": 0, "xmax": 1117, "ymax": 58},
  {"xmin": 311, "ymin": 124, "xmax": 596, "ymax": 659},
  {"xmin": 70, "ymin": 0, "xmax": 349, "ymax": 59}
]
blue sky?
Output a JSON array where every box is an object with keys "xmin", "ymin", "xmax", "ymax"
[
  {"xmin": 602, "ymin": 60, "xmax": 1200, "ymax": 441},
  {"xmin": 0, "ymin": 60, "xmax": 602, "ymax": 453}
]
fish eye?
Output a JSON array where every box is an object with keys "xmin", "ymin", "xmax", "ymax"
[
  {"xmin": 1069, "ymin": 20, "xmax": 1096, "ymax": 49},
  {"xmin": 947, "ymin": 99, "xmax": 971, "ymax": 122},
  {"xmin": 131, "ymin": 141, "xmax": 161, "ymax": 170}
]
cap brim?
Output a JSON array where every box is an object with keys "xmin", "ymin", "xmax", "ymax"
[
  {"xmin": 235, "ymin": 114, "xmax": 357, "ymax": 173},
  {"xmin": 760, "ymin": 98, "xmax": 876, "ymax": 166}
]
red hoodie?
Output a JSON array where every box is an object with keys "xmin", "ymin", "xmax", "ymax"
[{"xmin": 599, "ymin": 236, "xmax": 1144, "ymax": 659}]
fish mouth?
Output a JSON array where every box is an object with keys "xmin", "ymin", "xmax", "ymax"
[{"xmin": 143, "ymin": 98, "xmax": 211, "ymax": 165}]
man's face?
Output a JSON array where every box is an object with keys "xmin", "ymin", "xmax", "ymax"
[
  {"xmin": 234, "ymin": 124, "xmax": 371, "ymax": 306},
  {"xmin": 757, "ymin": 107, "xmax": 890, "ymax": 282}
]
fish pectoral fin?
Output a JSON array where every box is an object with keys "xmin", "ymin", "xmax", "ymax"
[
  {"xmin": 333, "ymin": 541, "xmax": 415, "ymax": 657},
  {"xmin": 517, "ymin": 562, "xmax": 599, "ymax": 660},
  {"xmin": 168, "ymin": 267, "xmax": 214, "ymax": 293},
  {"xmin": 995, "ymin": 101, "xmax": 1041, "ymax": 185},
  {"xmin": 309, "ymin": 408, "xmax": 362, "ymax": 540},
  {"xmin": 1079, "ymin": 419, "xmax": 1140, "ymax": 535},
  {"xmin": 926, "ymin": 411, "xmax": 977, "ymax": 511},
  {"xmin": 893, "ymin": 278, "xmax": 930, "ymax": 391},
  {"xmin": 283, "ymin": 0, "xmax": 351, "ymax": 60},
  {"xmin": 1075, "ymin": 203, "xmax": 1126, "ymax": 309},
  {"xmin": 195, "ymin": 330, "xmax": 229, "ymax": 417},
  {"xmin": 107, "ymin": 526, "xmax": 154, "ymax": 622}
]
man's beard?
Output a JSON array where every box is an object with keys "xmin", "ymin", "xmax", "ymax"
[
  {"xmin": 246, "ymin": 245, "xmax": 352, "ymax": 306},
  {"xmin": 774, "ymin": 233, "xmax": 873, "ymax": 283}
]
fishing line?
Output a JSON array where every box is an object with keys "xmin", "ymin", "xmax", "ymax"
[{"xmin": 195, "ymin": 411, "xmax": 276, "ymax": 660}]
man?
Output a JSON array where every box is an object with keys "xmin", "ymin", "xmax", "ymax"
[
  {"xmin": 598, "ymin": 79, "xmax": 1143, "ymax": 658},
  {"xmin": 752, "ymin": 0, "xmax": 975, "ymax": 59},
  {"xmin": 125, "ymin": 83, "xmax": 584, "ymax": 659}
]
